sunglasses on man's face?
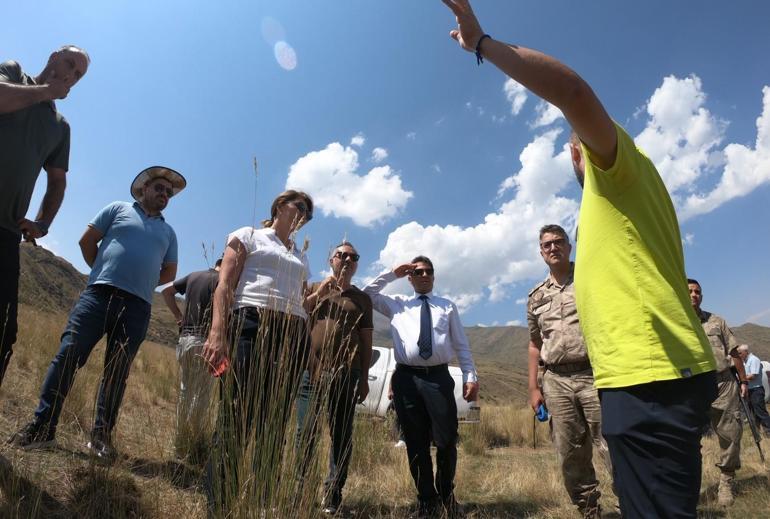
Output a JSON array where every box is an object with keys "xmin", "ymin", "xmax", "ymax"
[
  {"xmin": 291, "ymin": 200, "xmax": 312, "ymax": 221},
  {"xmin": 333, "ymin": 251, "xmax": 360, "ymax": 262},
  {"xmin": 152, "ymin": 183, "xmax": 174, "ymax": 197},
  {"xmin": 411, "ymin": 268, "xmax": 434, "ymax": 277}
]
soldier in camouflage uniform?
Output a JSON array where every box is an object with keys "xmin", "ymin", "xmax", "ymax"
[
  {"xmin": 688, "ymin": 278, "xmax": 748, "ymax": 506},
  {"xmin": 527, "ymin": 224, "xmax": 614, "ymax": 519}
]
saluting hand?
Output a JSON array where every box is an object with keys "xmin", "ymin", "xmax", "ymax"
[{"xmin": 393, "ymin": 263, "xmax": 418, "ymax": 278}]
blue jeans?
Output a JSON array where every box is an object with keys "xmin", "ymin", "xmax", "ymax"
[
  {"xmin": 748, "ymin": 386, "xmax": 770, "ymax": 433},
  {"xmin": 33, "ymin": 284, "xmax": 151, "ymax": 436}
]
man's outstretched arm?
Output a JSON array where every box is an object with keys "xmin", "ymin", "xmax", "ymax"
[{"xmin": 441, "ymin": 0, "xmax": 617, "ymax": 169}]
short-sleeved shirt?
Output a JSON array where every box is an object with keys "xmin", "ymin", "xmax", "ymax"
[
  {"xmin": 527, "ymin": 265, "xmax": 589, "ymax": 366},
  {"xmin": 699, "ymin": 310, "xmax": 738, "ymax": 373},
  {"xmin": 744, "ymin": 353, "xmax": 764, "ymax": 390},
  {"xmin": 88, "ymin": 201, "xmax": 178, "ymax": 303},
  {"xmin": 574, "ymin": 122, "xmax": 716, "ymax": 389},
  {"xmin": 0, "ymin": 60, "xmax": 71, "ymax": 235},
  {"xmin": 173, "ymin": 268, "xmax": 219, "ymax": 332},
  {"xmin": 228, "ymin": 226, "xmax": 310, "ymax": 319},
  {"xmin": 308, "ymin": 283, "xmax": 373, "ymax": 370}
]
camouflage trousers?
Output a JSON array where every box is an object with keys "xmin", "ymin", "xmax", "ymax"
[
  {"xmin": 709, "ymin": 371, "xmax": 743, "ymax": 473},
  {"xmin": 543, "ymin": 369, "xmax": 614, "ymax": 511}
]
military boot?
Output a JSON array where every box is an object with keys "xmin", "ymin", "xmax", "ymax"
[{"xmin": 717, "ymin": 471, "xmax": 735, "ymax": 506}]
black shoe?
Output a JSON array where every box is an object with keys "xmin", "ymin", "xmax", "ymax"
[
  {"xmin": 321, "ymin": 492, "xmax": 341, "ymax": 515},
  {"xmin": 87, "ymin": 431, "xmax": 117, "ymax": 462},
  {"xmin": 7, "ymin": 421, "xmax": 56, "ymax": 450},
  {"xmin": 413, "ymin": 498, "xmax": 440, "ymax": 519}
]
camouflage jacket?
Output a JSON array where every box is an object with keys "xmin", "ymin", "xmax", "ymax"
[
  {"xmin": 527, "ymin": 265, "xmax": 589, "ymax": 366},
  {"xmin": 699, "ymin": 309, "xmax": 738, "ymax": 373}
]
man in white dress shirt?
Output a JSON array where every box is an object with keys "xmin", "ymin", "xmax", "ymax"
[{"xmin": 364, "ymin": 255, "xmax": 479, "ymax": 518}]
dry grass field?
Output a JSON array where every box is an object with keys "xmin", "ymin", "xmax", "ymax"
[{"xmin": 1, "ymin": 304, "xmax": 770, "ymax": 518}]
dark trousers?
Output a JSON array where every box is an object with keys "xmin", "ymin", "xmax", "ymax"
[
  {"xmin": 748, "ymin": 386, "xmax": 770, "ymax": 433},
  {"xmin": 392, "ymin": 365, "xmax": 458, "ymax": 505},
  {"xmin": 295, "ymin": 368, "xmax": 360, "ymax": 502},
  {"xmin": 0, "ymin": 229, "xmax": 20, "ymax": 387},
  {"xmin": 600, "ymin": 371, "xmax": 717, "ymax": 519},
  {"xmin": 33, "ymin": 284, "xmax": 151, "ymax": 436},
  {"xmin": 207, "ymin": 307, "xmax": 308, "ymax": 513}
]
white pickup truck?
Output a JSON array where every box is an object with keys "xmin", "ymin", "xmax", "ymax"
[{"xmin": 357, "ymin": 346, "xmax": 480, "ymax": 423}]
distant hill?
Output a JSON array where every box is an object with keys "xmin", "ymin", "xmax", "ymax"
[
  {"xmin": 18, "ymin": 243, "xmax": 179, "ymax": 346},
  {"xmin": 18, "ymin": 243, "xmax": 770, "ymax": 404}
]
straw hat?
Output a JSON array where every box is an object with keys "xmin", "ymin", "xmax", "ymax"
[{"xmin": 130, "ymin": 166, "xmax": 186, "ymax": 201}]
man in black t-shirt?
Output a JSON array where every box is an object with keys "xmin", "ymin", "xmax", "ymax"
[
  {"xmin": 162, "ymin": 258, "xmax": 220, "ymax": 458},
  {"xmin": 0, "ymin": 46, "xmax": 89, "ymax": 388},
  {"xmin": 296, "ymin": 242, "xmax": 373, "ymax": 515}
]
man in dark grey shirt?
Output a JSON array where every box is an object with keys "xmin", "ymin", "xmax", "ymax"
[
  {"xmin": 162, "ymin": 259, "xmax": 221, "ymax": 459},
  {"xmin": 0, "ymin": 45, "xmax": 90, "ymax": 387}
]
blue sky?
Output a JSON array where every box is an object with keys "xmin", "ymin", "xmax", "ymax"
[{"xmin": 7, "ymin": 1, "xmax": 770, "ymax": 328}]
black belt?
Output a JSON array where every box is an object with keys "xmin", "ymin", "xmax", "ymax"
[
  {"xmin": 545, "ymin": 360, "xmax": 592, "ymax": 374},
  {"xmin": 91, "ymin": 284, "xmax": 141, "ymax": 301},
  {"xmin": 396, "ymin": 363, "xmax": 448, "ymax": 375}
]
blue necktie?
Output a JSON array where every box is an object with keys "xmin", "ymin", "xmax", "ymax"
[{"xmin": 417, "ymin": 295, "xmax": 433, "ymax": 360}]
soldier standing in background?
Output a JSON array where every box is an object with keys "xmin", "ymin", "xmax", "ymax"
[
  {"xmin": 527, "ymin": 224, "xmax": 614, "ymax": 519},
  {"xmin": 688, "ymin": 278, "xmax": 747, "ymax": 506}
]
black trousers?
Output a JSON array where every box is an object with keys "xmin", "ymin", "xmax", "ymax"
[
  {"xmin": 392, "ymin": 364, "xmax": 458, "ymax": 504},
  {"xmin": 0, "ymin": 229, "xmax": 20, "ymax": 387},
  {"xmin": 600, "ymin": 371, "xmax": 717, "ymax": 519}
]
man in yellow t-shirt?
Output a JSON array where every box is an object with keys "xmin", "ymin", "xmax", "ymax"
[{"xmin": 440, "ymin": 1, "xmax": 717, "ymax": 517}]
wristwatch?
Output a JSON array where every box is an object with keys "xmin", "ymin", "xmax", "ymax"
[{"xmin": 740, "ymin": 380, "xmax": 749, "ymax": 385}]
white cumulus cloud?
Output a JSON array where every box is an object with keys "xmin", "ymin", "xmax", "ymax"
[
  {"xmin": 371, "ymin": 147, "xmax": 388, "ymax": 163},
  {"xmin": 374, "ymin": 129, "xmax": 576, "ymax": 311},
  {"xmin": 286, "ymin": 142, "xmax": 413, "ymax": 227},
  {"xmin": 503, "ymin": 79, "xmax": 528, "ymax": 116},
  {"xmin": 679, "ymin": 85, "xmax": 770, "ymax": 220},
  {"xmin": 530, "ymin": 100, "xmax": 564, "ymax": 128},
  {"xmin": 350, "ymin": 133, "xmax": 365, "ymax": 147}
]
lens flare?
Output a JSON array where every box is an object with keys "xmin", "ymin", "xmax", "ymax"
[
  {"xmin": 274, "ymin": 41, "xmax": 297, "ymax": 71},
  {"xmin": 260, "ymin": 16, "xmax": 285, "ymax": 45}
]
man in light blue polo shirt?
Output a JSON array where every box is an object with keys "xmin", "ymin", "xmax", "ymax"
[
  {"xmin": 738, "ymin": 344, "xmax": 770, "ymax": 436},
  {"xmin": 9, "ymin": 166, "xmax": 185, "ymax": 460}
]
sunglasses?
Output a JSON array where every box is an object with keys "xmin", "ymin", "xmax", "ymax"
[
  {"xmin": 411, "ymin": 268, "xmax": 434, "ymax": 277},
  {"xmin": 152, "ymin": 183, "xmax": 174, "ymax": 197},
  {"xmin": 291, "ymin": 200, "xmax": 313, "ymax": 221},
  {"xmin": 540, "ymin": 238, "xmax": 566, "ymax": 251},
  {"xmin": 333, "ymin": 251, "xmax": 360, "ymax": 262}
]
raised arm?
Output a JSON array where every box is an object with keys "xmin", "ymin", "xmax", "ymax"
[
  {"xmin": 0, "ymin": 75, "xmax": 70, "ymax": 114},
  {"xmin": 441, "ymin": 0, "xmax": 617, "ymax": 169},
  {"xmin": 363, "ymin": 263, "xmax": 416, "ymax": 318}
]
